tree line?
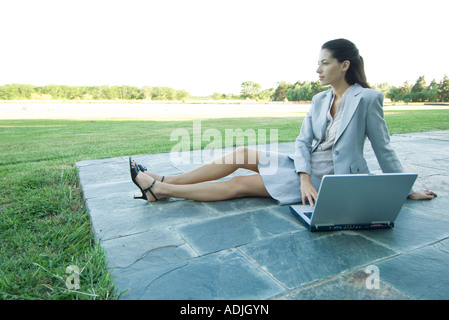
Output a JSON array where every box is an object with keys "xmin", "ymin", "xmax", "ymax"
[
  {"xmin": 239, "ymin": 80, "xmax": 328, "ymax": 102},
  {"xmin": 0, "ymin": 84, "xmax": 190, "ymax": 101},
  {"xmin": 384, "ymin": 75, "xmax": 449, "ymax": 103},
  {"xmin": 1, "ymin": 75, "xmax": 448, "ymax": 102},
  {"xmin": 238, "ymin": 75, "xmax": 449, "ymax": 103}
]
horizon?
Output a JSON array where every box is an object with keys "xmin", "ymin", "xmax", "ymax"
[
  {"xmin": 1, "ymin": 74, "xmax": 446, "ymax": 99},
  {"xmin": 1, "ymin": 0, "xmax": 447, "ymax": 96}
]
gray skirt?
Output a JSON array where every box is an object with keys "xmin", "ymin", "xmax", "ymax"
[{"xmin": 258, "ymin": 151, "xmax": 322, "ymax": 205}]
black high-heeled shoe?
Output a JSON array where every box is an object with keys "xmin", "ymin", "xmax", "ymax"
[{"xmin": 129, "ymin": 157, "xmax": 158, "ymax": 201}]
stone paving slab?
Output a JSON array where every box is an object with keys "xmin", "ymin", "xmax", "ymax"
[
  {"xmin": 375, "ymin": 239, "xmax": 449, "ymax": 300},
  {"xmin": 177, "ymin": 208, "xmax": 299, "ymax": 256},
  {"xmin": 240, "ymin": 232, "xmax": 397, "ymax": 290},
  {"xmin": 122, "ymin": 249, "xmax": 285, "ymax": 300},
  {"xmin": 76, "ymin": 130, "xmax": 449, "ymax": 300}
]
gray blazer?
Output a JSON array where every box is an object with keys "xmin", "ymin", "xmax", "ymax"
[{"xmin": 289, "ymin": 83, "xmax": 405, "ymax": 176}]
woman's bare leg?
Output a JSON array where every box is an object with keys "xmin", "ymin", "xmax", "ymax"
[
  {"xmin": 141, "ymin": 147, "xmax": 261, "ymax": 185},
  {"xmin": 134, "ymin": 170, "xmax": 271, "ymax": 202}
]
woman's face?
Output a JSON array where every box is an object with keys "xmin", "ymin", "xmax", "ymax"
[{"xmin": 316, "ymin": 49, "xmax": 349, "ymax": 87}]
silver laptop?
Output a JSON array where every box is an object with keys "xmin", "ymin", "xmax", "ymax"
[{"xmin": 290, "ymin": 173, "xmax": 417, "ymax": 232}]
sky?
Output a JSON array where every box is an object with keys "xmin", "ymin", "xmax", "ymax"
[{"xmin": 1, "ymin": 0, "xmax": 448, "ymax": 96}]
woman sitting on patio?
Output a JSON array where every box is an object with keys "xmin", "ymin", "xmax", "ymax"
[{"xmin": 130, "ymin": 38, "xmax": 437, "ymax": 204}]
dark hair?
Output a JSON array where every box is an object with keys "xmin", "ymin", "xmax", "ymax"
[{"xmin": 321, "ymin": 38, "xmax": 370, "ymax": 88}]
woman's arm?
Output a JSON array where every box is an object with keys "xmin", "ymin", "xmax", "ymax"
[
  {"xmin": 293, "ymin": 94, "xmax": 321, "ymax": 205},
  {"xmin": 366, "ymin": 90, "xmax": 437, "ymax": 200},
  {"xmin": 292, "ymin": 115, "xmax": 313, "ymax": 174},
  {"xmin": 291, "ymin": 95, "xmax": 319, "ymax": 175},
  {"xmin": 365, "ymin": 91, "xmax": 405, "ymax": 173},
  {"xmin": 408, "ymin": 189, "xmax": 438, "ymax": 200}
]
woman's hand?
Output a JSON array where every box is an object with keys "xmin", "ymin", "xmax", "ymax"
[
  {"xmin": 299, "ymin": 173, "xmax": 318, "ymax": 205},
  {"xmin": 408, "ymin": 189, "xmax": 438, "ymax": 200}
]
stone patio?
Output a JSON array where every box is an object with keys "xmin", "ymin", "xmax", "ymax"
[{"xmin": 76, "ymin": 130, "xmax": 449, "ymax": 300}]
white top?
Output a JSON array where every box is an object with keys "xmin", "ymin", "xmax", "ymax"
[{"xmin": 310, "ymin": 86, "xmax": 353, "ymax": 178}]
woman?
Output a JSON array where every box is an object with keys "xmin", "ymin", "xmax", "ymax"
[{"xmin": 130, "ymin": 38, "xmax": 437, "ymax": 204}]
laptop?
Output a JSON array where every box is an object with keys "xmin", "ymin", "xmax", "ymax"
[{"xmin": 289, "ymin": 173, "xmax": 417, "ymax": 232}]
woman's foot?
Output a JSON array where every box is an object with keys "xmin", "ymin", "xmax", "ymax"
[
  {"xmin": 131, "ymin": 160, "xmax": 165, "ymax": 182},
  {"xmin": 135, "ymin": 172, "xmax": 160, "ymax": 202},
  {"xmin": 130, "ymin": 159, "xmax": 160, "ymax": 202}
]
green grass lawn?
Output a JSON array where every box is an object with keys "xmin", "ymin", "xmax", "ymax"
[{"xmin": 1, "ymin": 109, "xmax": 449, "ymax": 299}]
